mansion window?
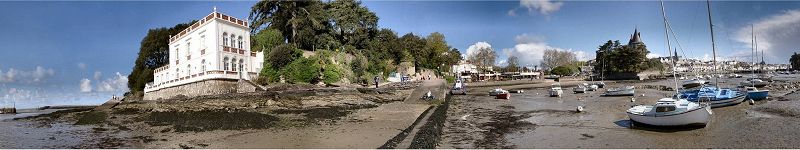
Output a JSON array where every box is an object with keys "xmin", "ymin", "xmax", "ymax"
[
  {"xmin": 223, "ymin": 57, "xmax": 229, "ymax": 71},
  {"xmin": 187, "ymin": 65, "xmax": 191, "ymax": 76},
  {"xmin": 238, "ymin": 36, "xmax": 243, "ymax": 49},
  {"xmin": 186, "ymin": 42, "xmax": 191, "ymax": 59},
  {"xmin": 239, "ymin": 59, "xmax": 244, "ymax": 72},
  {"xmin": 232, "ymin": 58, "xmax": 237, "ymax": 72},
  {"xmin": 201, "ymin": 59, "xmax": 206, "ymax": 72},
  {"xmin": 230, "ymin": 34, "xmax": 236, "ymax": 48},
  {"xmin": 223, "ymin": 32, "xmax": 229, "ymax": 46}
]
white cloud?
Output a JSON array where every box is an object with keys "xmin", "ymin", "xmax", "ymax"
[
  {"xmin": 734, "ymin": 9, "xmax": 800, "ymax": 63},
  {"xmin": 646, "ymin": 53, "xmax": 662, "ymax": 59},
  {"xmin": 0, "ymin": 66, "xmax": 55, "ymax": 83},
  {"xmin": 515, "ymin": 0, "xmax": 564, "ymax": 16},
  {"xmin": 464, "ymin": 41, "xmax": 493, "ymax": 59},
  {"xmin": 80, "ymin": 78, "xmax": 92, "ymax": 93},
  {"xmin": 93, "ymin": 71, "xmax": 102, "ymax": 81},
  {"xmin": 500, "ymin": 34, "xmax": 589, "ymax": 68},
  {"xmin": 95, "ymin": 72, "xmax": 128, "ymax": 92},
  {"xmin": 32, "ymin": 66, "xmax": 55, "ymax": 82},
  {"xmin": 77, "ymin": 63, "xmax": 87, "ymax": 70}
]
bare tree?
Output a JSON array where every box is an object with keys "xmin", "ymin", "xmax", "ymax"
[
  {"xmin": 468, "ymin": 46, "xmax": 496, "ymax": 73},
  {"xmin": 541, "ymin": 49, "xmax": 577, "ymax": 70}
]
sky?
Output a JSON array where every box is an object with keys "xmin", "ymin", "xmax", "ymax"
[{"xmin": 1, "ymin": 0, "xmax": 799, "ymax": 108}]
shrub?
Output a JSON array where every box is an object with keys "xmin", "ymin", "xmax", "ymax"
[
  {"xmin": 322, "ymin": 63, "xmax": 342, "ymax": 84},
  {"xmin": 268, "ymin": 44, "xmax": 302, "ymax": 69},
  {"xmin": 283, "ymin": 57, "xmax": 320, "ymax": 83}
]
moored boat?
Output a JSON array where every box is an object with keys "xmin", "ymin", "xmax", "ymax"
[
  {"xmin": 627, "ymin": 97, "xmax": 712, "ymax": 126},
  {"xmin": 745, "ymin": 87, "xmax": 769, "ymax": 100},
  {"xmin": 573, "ymin": 84, "xmax": 587, "ymax": 94},
  {"xmin": 548, "ymin": 83, "xmax": 563, "ymax": 97},
  {"xmin": 496, "ymin": 92, "xmax": 511, "ymax": 99},
  {"xmin": 740, "ymin": 78, "xmax": 768, "ymax": 88},
  {"xmin": 450, "ymin": 79, "xmax": 467, "ymax": 95},
  {"xmin": 682, "ymin": 78, "xmax": 705, "ymax": 88},
  {"xmin": 678, "ymin": 86, "xmax": 746, "ymax": 108},
  {"xmin": 603, "ymin": 86, "xmax": 635, "ymax": 96},
  {"xmin": 489, "ymin": 88, "xmax": 507, "ymax": 96}
]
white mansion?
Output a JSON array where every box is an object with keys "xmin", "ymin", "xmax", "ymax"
[{"xmin": 144, "ymin": 10, "xmax": 264, "ymax": 95}]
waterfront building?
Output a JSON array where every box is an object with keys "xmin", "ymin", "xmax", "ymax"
[{"xmin": 143, "ymin": 9, "xmax": 264, "ymax": 98}]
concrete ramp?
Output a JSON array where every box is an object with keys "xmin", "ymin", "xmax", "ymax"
[
  {"xmin": 94, "ymin": 97, "xmax": 123, "ymax": 111},
  {"xmin": 404, "ymin": 79, "xmax": 447, "ymax": 104}
]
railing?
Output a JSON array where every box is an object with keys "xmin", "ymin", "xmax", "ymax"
[{"xmin": 169, "ymin": 12, "xmax": 249, "ymax": 43}]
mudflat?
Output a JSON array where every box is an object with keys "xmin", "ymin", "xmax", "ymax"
[{"xmin": 440, "ymin": 74, "xmax": 800, "ymax": 149}]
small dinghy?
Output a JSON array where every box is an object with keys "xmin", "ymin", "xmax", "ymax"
[
  {"xmin": 627, "ymin": 97, "xmax": 712, "ymax": 127},
  {"xmin": 603, "ymin": 86, "xmax": 635, "ymax": 96},
  {"xmin": 745, "ymin": 86, "xmax": 769, "ymax": 100}
]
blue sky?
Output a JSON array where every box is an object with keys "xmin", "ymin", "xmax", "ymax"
[{"xmin": 1, "ymin": 1, "xmax": 799, "ymax": 108}]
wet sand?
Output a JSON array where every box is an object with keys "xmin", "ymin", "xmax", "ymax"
[{"xmin": 440, "ymin": 75, "xmax": 800, "ymax": 148}]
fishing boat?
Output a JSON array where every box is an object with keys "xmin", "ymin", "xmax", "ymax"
[
  {"xmin": 603, "ymin": 86, "xmax": 635, "ymax": 96},
  {"xmin": 627, "ymin": 97, "xmax": 712, "ymax": 126},
  {"xmin": 682, "ymin": 78, "xmax": 706, "ymax": 88},
  {"xmin": 627, "ymin": 0, "xmax": 712, "ymax": 127},
  {"xmin": 548, "ymin": 83, "xmax": 563, "ymax": 97},
  {"xmin": 573, "ymin": 84, "xmax": 587, "ymax": 93},
  {"xmin": 745, "ymin": 87, "xmax": 769, "ymax": 100},
  {"xmin": 489, "ymin": 88, "xmax": 507, "ymax": 96},
  {"xmin": 592, "ymin": 82, "xmax": 605, "ymax": 88},
  {"xmin": 496, "ymin": 91, "xmax": 511, "ymax": 99}
]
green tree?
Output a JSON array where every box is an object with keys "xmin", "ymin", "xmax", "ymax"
[
  {"xmin": 249, "ymin": 0, "xmax": 331, "ymax": 50},
  {"xmin": 791, "ymin": 52, "xmax": 800, "ymax": 70},
  {"xmin": 550, "ymin": 65, "xmax": 574, "ymax": 76},
  {"xmin": 268, "ymin": 44, "xmax": 302, "ymax": 69},
  {"xmin": 328, "ymin": 0, "xmax": 379, "ymax": 49},
  {"xmin": 127, "ymin": 21, "xmax": 195, "ymax": 92},
  {"xmin": 252, "ymin": 28, "xmax": 284, "ymax": 53}
]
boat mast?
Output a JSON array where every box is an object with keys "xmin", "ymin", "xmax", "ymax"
[
  {"xmin": 706, "ymin": 0, "xmax": 719, "ymax": 88},
  {"xmin": 751, "ymin": 24, "xmax": 756, "ymax": 87},
  {"xmin": 661, "ymin": 0, "xmax": 679, "ymax": 95}
]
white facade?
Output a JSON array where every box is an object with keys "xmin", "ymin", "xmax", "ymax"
[{"xmin": 145, "ymin": 11, "xmax": 264, "ymax": 93}]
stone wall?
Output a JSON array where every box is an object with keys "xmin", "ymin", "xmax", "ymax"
[{"xmin": 143, "ymin": 79, "xmax": 239, "ymax": 100}]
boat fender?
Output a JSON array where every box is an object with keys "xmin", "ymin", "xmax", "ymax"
[
  {"xmin": 749, "ymin": 99, "xmax": 755, "ymax": 105},
  {"xmin": 630, "ymin": 97, "xmax": 636, "ymax": 103},
  {"xmin": 576, "ymin": 106, "xmax": 585, "ymax": 112}
]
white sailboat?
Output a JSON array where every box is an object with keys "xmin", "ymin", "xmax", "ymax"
[{"xmin": 627, "ymin": 0, "xmax": 712, "ymax": 127}]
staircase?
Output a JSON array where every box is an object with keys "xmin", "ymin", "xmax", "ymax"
[{"xmin": 237, "ymin": 79, "xmax": 266, "ymax": 93}]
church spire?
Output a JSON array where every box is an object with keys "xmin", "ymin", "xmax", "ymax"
[{"xmin": 628, "ymin": 28, "xmax": 643, "ymax": 45}]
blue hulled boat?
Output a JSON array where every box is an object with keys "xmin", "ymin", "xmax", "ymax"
[
  {"xmin": 678, "ymin": 86, "xmax": 746, "ymax": 108},
  {"xmin": 745, "ymin": 87, "xmax": 769, "ymax": 100}
]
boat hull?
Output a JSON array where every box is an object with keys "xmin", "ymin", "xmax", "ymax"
[
  {"xmin": 747, "ymin": 90, "xmax": 769, "ymax": 100},
  {"xmin": 450, "ymin": 89, "xmax": 466, "ymax": 95},
  {"xmin": 604, "ymin": 89, "xmax": 634, "ymax": 96},
  {"xmin": 496, "ymin": 93, "xmax": 511, "ymax": 99},
  {"xmin": 548, "ymin": 90, "xmax": 563, "ymax": 97},
  {"xmin": 627, "ymin": 106, "xmax": 711, "ymax": 126}
]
